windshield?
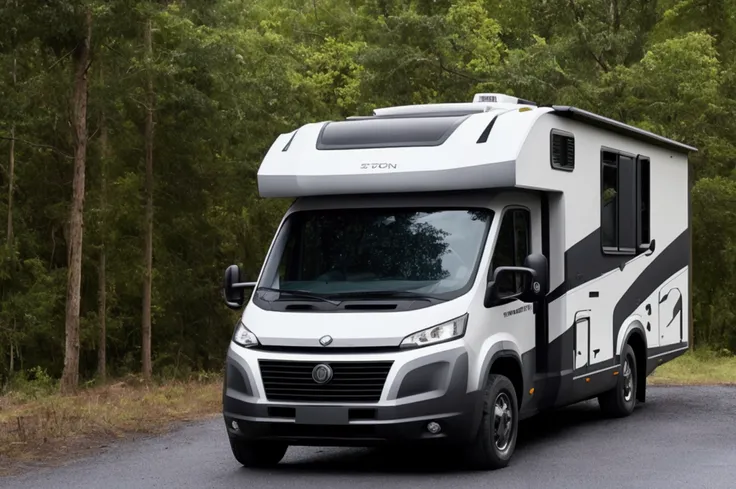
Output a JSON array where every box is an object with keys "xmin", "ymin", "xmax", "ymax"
[{"xmin": 258, "ymin": 207, "xmax": 493, "ymax": 301}]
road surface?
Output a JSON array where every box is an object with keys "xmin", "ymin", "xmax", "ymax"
[{"xmin": 2, "ymin": 386, "xmax": 734, "ymax": 489}]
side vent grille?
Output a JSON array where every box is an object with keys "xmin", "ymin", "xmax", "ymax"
[{"xmin": 551, "ymin": 130, "xmax": 575, "ymax": 171}]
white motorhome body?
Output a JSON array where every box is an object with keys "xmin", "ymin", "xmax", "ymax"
[{"xmin": 221, "ymin": 93, "xmax": 694, "ymax": 470}]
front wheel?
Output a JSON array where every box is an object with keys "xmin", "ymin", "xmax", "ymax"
[
  {"xmin": 464, "ymin": 374, "xmax": 519, "ymax": 470},
  {"xmin": 229, "ymin": 437, "xmax": 288, "ymax": 468},
  {"xmin": 598, "ymin": 343, "xmax": 637, "ymax": 418}
]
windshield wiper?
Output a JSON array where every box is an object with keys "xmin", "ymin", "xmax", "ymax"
[
  {"xmin": 256, "ymin": 287, "xmax": 342, "ymax": 306},
  {"xmin": 328, "ymin": 290, "xmax": 446, "ymax": 302}
]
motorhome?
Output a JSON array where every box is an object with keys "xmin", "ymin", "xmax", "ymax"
[{"xmin": 220, "ymin": 93, "xmax": 694, "ymax": 470}]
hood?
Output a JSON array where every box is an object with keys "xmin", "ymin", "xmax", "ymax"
[{"xmin": 240, "ymin": 296, "xmax": 472, "ymax": 348}]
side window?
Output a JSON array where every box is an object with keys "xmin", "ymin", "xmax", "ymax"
[
  {"xmin": 601, "ymin": 155, "xmax": 618, "ymax": 249},
  {"xmin": 601, "ymin": 149, "xmax": 643, "ymax": 254},
  {"xmin": 637, "ymin": 157, "xmax": 651, "ymax": 249},
  {"xmin": 278, "ymin": 219, "xmax": 302, "ymax": 283},
  {"xmin": 492, "ymin": 209, "xmax": 531, "ymax": 295}
]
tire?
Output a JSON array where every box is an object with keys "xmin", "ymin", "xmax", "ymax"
[
  {"xmin": 228, "ymin": 437, "xmax": 288, "ymax": 468},
  {"xmin": 598, "ymin": 343, "xmax": 637, "ymax": 418},
  {"xmin": 464, "ymin": 374, "xmax": 519, "ymax": 470}
]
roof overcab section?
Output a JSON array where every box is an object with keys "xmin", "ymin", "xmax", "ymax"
[{"xmin": 257, "ymin": 108, "xmax": 543, "ymax": 198}]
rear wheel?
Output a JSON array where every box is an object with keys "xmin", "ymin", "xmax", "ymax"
[
  {"xmin": 598, "ymin": 343, "xmax": 637, "ymax": 417},
  {"xmin": 465, "ymin": 374, "xmax": 519, "ymax": 470},
  {"xmin": 229, "ymin": 437, "xmax": 288, "ymax": 468}
]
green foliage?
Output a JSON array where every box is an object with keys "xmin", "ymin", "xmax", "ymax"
[
  {"xmin": 3, "ymin": 366, "xmax": 58, "ymax": 401},
  {"xmin": 1, "ymin": 0, "xmax": 736, "ymax": 387},
  {"xmin": 692, "ymin": 177, "xmax": 736, "ymax": 351}
]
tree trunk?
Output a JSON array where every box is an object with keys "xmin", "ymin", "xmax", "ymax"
[
  {"xmin": 98, "ymin": 244, "xmax": 106, "ymax": 380},
  {"xmin": 141, "ymin": 16, "xmax": 154, "ymax": 380},
  {"xmin": 60, "ymin": 9, "xmax": 92, "ymax": 394},
  {"xmin": 6, "ymin": 57, "xmax": 16, "ymax": 246},
  {"xmin": 97, "ymin": 81, "xmax": 108, "ymax": 382}
]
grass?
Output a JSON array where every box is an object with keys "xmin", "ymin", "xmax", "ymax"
[
  {"xmin": 0, "ymin": 375, "xmax": 223, "ymax": 476},
  {"xmin": 649, "ymin": 348, "xmax": 736, "ymax": 385}
]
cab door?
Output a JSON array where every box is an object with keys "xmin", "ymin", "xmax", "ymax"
[{"xmin": 486, "ymin": 197, "xmax": 543, "ymax": 365}]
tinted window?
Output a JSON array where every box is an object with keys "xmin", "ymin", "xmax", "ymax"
[
  {"xmin": 492, "ymin": 209, "xmax": 531, "ymax": 294},
  {"xmin": 618, "ymin": 155, "xmax": 636, "ymax": 251},
  {"xmin": 317, "ymin": 115, "xmax": 468, "ymax": 150},
  {"xmin": 601, "ymin": 150, "xmax": 648, "ymax": 254},
  {"xmin": 638, "ymin": 157, "xmax": 651, "ymax": 246},
  {"xmin": 262, "ymin": 208, "xmax": 493, "ymax": 300},
  {"xmin": 601, "ymin": 159, "xmax": 618, "ymax": 249}
]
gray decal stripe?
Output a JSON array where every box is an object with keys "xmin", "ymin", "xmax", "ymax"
[
  {"xmin": 612, "ymin": 230, "xmax": 689, "ymax": 351},
  {"xmin": 573, "ymin": 365, "xmax": 616, "ymax": 381},
  {"xmin": 258, "ymin": 161, "xmax": 517, "ymax": 198},
  {"xmin": 648, "ymin": 345, "xmax": 688, "ymax": 360},
  {"xmin": 646, "ymin": 341, "xmax": 688, "ymax": 358}
]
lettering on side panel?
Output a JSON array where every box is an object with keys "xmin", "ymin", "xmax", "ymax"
[
  {"xmin": 360, "ymin": 163, "xmax": 398, "ymax": 170},
  {"xmin": 503, "ymin": 304, "xmax": 532, "ymax": 318}
]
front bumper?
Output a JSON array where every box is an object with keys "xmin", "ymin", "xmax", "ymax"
[{"xmin": 222, "ymin": 342, "xmax": 483, "ymax": 446}]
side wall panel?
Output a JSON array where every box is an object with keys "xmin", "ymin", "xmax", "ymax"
[{"xmin": 515, "ymin": 113, "xmax": 690, "ymax": 406}]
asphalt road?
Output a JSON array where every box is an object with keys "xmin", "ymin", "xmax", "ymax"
[{"xmin": 2, "ymin": 386, "xmax": 735, "ymax": 489}]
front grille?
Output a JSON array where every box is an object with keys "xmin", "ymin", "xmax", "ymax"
[{"xmin": 258, "ymin": 360, "xmax": 393, "ymax": 403}]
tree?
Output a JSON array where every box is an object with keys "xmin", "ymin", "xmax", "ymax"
[
  {"xmin": 97, "ymin": 63, "xmax": 109, "ymax": 382},
  {"xmin": 6, "ymin": 55, "xmax": 16, "ymax": 247},
  {"xmin": 141, "ymin": 9, "xmax": 155, "ymax": 381},
  {"xmin": 61, "ymin": 7, "xmax": 93, "ymax": 394}
]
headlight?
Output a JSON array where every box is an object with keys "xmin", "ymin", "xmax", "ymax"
[
  {"xmin": 400, "ymin": 314, "xmax": 468, "ymax": 348},
  {"xmin": 232, "ymin": 320, "xmax": 259, "ymax": 348}
]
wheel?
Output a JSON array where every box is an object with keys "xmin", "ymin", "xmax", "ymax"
[
  {"xmin": 228, "ymin": 437, "xmax": 288, "ymax": 468},
  {"xmin": 598, "ymin": 343, "xmax": 637, "ymax": 418},
  {"xmin": 465, "ymin": 374, "xmax": 519, "ymax": 470}
]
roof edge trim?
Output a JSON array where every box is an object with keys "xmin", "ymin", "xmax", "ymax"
[{"xmin": 550, "ymin": 106, "xmax": 698, "ymax": 154}]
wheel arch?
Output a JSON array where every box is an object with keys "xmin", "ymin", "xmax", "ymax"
[
  {"xmin": 621, "ymin": 322, "xmax": 647, "ymax": 403},
  {"xmin": 481, "ymin": 348, "xmax": 525, "ymax": 410}
]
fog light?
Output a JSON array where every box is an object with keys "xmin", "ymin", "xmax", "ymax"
[
  {"xmin": 427, "ymin": 421, "xmax": 441, "ymax": 434},
  {"xmin": 231, "ymin": 420, "xmax": 239, "ymax": 431}
]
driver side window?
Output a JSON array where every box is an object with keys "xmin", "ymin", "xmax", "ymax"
[{"xmin": 491, "ymin": 208, "xmax": 531, "ymax": 295}]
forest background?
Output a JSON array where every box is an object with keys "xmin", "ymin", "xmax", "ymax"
[{"xmin": 1, "ymin": 0, "xmax": 736, "ymax": 399}]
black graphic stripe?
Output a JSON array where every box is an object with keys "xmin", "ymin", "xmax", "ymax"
[
  {"xmin": 548, "ymin": 227, "xmax": 636, "ymax": 303},
  {"xmin": 548, "ymin": 227, "xmax": 689, "ymax": 307},
  {"xmin": 612, "ymin": 229, "xmax": 689, "ymax": 352}
]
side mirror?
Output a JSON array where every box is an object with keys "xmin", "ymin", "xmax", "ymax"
[
  {"xmin": 484, "ymin": 267, "xmax": 537, "ymax": 307},
  {"xmin": 223, "ymin": 264, "xmax": 256, "ymax": 310},
  {"xmin": 521, "ymin": 253, "xmax": 548, "ymax": 300},
  {"xmin": 484, "ymin": 253, "xmax": 549, "ymax": 308}
]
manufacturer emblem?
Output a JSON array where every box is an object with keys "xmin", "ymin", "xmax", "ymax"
[
  {"xmin": 312, "ymin": 364, "xmax": 333, "ymax": 384},
  {"xmin": 319, "ymin": 335, "xmax": 333, "ymax": 346}
]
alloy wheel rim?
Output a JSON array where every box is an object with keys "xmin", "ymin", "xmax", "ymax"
[
  {"xmin": 623, "ymin": 356, "xmax": 634, "ymax": 402},
  {"xmin": 493, "ymin": 392, "xmax": 513, "ymax": 451}
]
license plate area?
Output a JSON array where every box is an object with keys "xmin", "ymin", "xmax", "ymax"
[{"xmin": 295, "ymin": 406, "xmax": 349, "ymax": 425}]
